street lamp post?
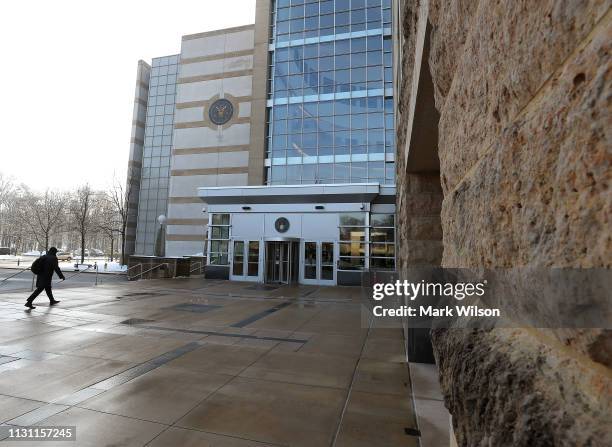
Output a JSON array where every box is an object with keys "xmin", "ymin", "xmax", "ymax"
[{"xmin": 154, "ymin": 214, "xmax": 167, "ymax": 257}]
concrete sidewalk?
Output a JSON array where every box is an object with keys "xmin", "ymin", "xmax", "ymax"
[{"xmin": 0, "ymin": 278, "xmax": 448, "ymax": 446}]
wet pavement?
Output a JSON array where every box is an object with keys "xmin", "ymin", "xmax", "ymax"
[{"xmin": 0, "ymin": 278, "xmax": 420, "ymax": 446}]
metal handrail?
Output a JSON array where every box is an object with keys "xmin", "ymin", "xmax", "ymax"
[
  {"xmin": 0, "ymin": 267, "xmax": 32, "ymax": 286},
  {"xmin": 128, "ymin": 263, "xmax": 168, "ymax": 281},
  {"xmin": 189, "ymin": 261, "xmax": 203, "ymax": 274},
  {"xmin": 1, "ymin": 264, "xmax": 93, "ymax": 290},
  {"xmin": 64, "ymin": 265, "xmax": 93, "ymax": 280},
  {"xmin": 127, "ymin": 263, "xmax": 142, "ymax": 274}
]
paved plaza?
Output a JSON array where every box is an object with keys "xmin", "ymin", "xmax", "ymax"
[{"xmin": 0, "ymin": 278, "xmax": 424, "ymax": 447}]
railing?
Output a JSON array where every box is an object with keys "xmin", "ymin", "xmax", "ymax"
[
  {"xmin": 189, "ymin": 261, "xmax": 203, "ymax": 274},
  {"xmin": 0, "ymin": 267, "xmax": 32, "ymax": 287},
  {"xmin": 0, "ymin": 265, "xmax": 99, "ymax": 291},
  {"xmin": 127, "ymin": 263, "xmax": 169, "ymax": 281}
]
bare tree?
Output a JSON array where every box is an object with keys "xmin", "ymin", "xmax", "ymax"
[
  {"xmin": 69, "ymin": 184, "xmax": 99, "ymax": 264},
  {"xmin": 0, "ymin": 172, "xmax": 13, "ymax": 208},
  {"xmin": 17, "ymin": 189, "xmax": 66, "ymax": 252},
  {"xmin": 95, "ymin": 195, "xmax": 121, "ymax": 262},
  {"xmin": 107, "ymin": 171, "xmax": 134, "ymax": 265},
  {"xmin": 0, "ymin": 172, "xmax": 14, "ymax": 247}
]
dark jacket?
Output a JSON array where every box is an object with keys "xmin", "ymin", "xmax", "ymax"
[{"xmin": 35, "ymin": 249, "xmax": 65, "ymax": 288}]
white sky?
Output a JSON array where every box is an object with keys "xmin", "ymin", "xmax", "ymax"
[{"xmin": 0, "ymin": 0, "xmax": 256, "ymax": 192}]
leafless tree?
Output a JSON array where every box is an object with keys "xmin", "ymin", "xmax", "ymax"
[
  {"xmin": 17, "ymin": 189, "xmax": 66, "ymax": 252},
  {"xmin": 107, "ymin": 171, "xmax": 134, "ymax": 265},
  {"xmin": 0, "ymin": 172, "xmax": 13, "ymax": 208},
  {"xmin": 69, "ymin": 184, "xmax": 99, "ymax": 264},
  {"xmin": 95, "ymin": 195, "xmax": 121, "ymax": 262},
  {"xmin": 0, "ymin": 172, "xmax": 14, "ymax": 247}
]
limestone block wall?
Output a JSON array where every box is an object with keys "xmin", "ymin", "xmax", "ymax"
[
  {"xmin": 166, "ymin": 25, "xmax": 256, "ymax": 256},
  {"xmin": 396, "ymin": 0, "xmax": 611, "ymax": 445}
]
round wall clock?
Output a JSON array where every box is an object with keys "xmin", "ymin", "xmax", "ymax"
[
  {"xmin": 209, "ymin": 98, "xmax": 234, "ymax": 125},
  {"xmin": 275, "ymin": 217, "xmax": 290, "ymax": 233}
]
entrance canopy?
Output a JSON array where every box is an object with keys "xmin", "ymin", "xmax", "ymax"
[{"xmin": 198, "ymin": 183, "xmax": 395, "ymax": 205}]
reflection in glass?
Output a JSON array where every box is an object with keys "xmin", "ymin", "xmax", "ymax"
[{"xmin": 304, "ymin": 242, "xmax": 317, "ymax": 279}]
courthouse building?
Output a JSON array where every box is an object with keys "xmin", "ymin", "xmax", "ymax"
[{"xmin": 126, "ymin": 0, "xmax": 397, "ymax": 285}]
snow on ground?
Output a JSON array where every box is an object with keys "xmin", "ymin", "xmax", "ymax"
[
  {"xmin": 0, "ymin": 255, "xmax": 126, "ymax": 274},
  {"xmin": 58, "ymin": 261, "xmax": 127, "ymax": 273}
]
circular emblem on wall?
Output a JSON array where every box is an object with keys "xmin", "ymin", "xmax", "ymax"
[
  {"xmin": 275, "ymin": 217, "xmax": 290, "ymax": 233},
  {"xmin": 208, "ymin": 98, "xmax": 234, "ymax": 125}
]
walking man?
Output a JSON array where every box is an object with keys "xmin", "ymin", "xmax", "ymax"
[{"xmin": 25, "ymin": 247, "xmax": 65, "ymax": 309}]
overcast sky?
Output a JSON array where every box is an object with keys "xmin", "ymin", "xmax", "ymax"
[{"xmin": 0, "ymin": 0, "xmax": 256, "ymax": 192}]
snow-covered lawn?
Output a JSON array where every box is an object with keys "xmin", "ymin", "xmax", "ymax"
[
  {"xmin": 59, "ymin": 261, "xmax": 127, "ymax": 273},
  {"xmin": 0, "ymin": 255, "xmax": 126, "ymax": 274}
]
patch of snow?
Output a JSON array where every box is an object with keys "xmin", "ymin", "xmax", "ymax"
[{"xmin": 22, "ymin": 251, "xmax": 44, "ymax": 256}]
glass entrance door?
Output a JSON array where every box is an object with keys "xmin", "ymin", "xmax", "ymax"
[
  {"xmin": 230, "ymin": 240, "xmax": 260, "ymax": 282},
  {"xmin": 265, "ymin": 241, "xmax": 298, "ymax": 284},
  {"xmin": 300, "ymin": 241, "xmax": 336, "ymax": 285}
]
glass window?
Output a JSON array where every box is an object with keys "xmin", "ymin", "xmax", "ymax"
[{"xmin": 209, "ymin": 214, "xmax": 230, "ymax": 265}]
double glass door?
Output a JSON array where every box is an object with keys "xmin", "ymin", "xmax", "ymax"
[
  {"xmin": 302, "ymin": 241, "xmax": 336, "ymax": 285},
  {"xmin": 231, "ymin": 240, "xmax": 260, "ymax": 281}
]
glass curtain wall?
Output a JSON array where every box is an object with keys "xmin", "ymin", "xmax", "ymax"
[
  {"xmin": 266, "ymin": 0, "xmax": 395, "ymax": 185},
  {"xmin": 135, "ymin": 55, "xmax": 179, "ymax": 255}
]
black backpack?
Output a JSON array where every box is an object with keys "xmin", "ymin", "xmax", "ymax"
[{"xmin": 31, "ymin": 257, "xmax": 42, "ymax": 275}]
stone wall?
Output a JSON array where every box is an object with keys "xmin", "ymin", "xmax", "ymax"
[{"xmin": 396, "ymin": 0, "xmax": 611, "ymax": 445}]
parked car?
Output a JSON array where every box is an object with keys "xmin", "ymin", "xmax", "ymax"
[
  {"xmin": 74, "ymin": 249, "xmax": 90, "ymax": 257},
  {"xmin": 0, "ymin": 247, "xmax": 10, "ymax": 255},
  {"xmin": 89, "ymin": 248, "xmax": 104, "ymax": 257},
  {"xmin": 56, "ymin": 251, "xmax": 73, "ymax": 261}
]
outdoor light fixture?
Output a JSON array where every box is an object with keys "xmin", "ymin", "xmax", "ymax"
[
  {"xmin": 242, "ymin": 206, "xmax": 252, "ymax": 210},
  {"xmin": 315, "ymin": 205, "xmax": 325, "ymax": 210}
]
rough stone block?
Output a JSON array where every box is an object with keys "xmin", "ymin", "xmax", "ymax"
[
  {"xmin": 441, "ymin": 16, "xmax": 611, "ymax": 269},
  {"xmin": 432, "ymin": 328, "xmax": 612, "ymax": 446},
  {"xmin": 436, "ymin": 0, "xmax": 609, "ymax": 193}
]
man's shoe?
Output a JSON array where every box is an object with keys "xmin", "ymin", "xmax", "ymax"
[
  {"xmin": 24, "ymin": 302, "xmax": 36, "ymax": 309},
  {"xmin": 49, "ymin": 300, "xmax": 60, "ymax": 306}
]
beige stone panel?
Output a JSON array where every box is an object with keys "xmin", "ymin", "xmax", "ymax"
[
  {"xmin": 221, "ymin": 75, "xmax": 253, "ymax": 97},
  {"xmin": 172, "ymin": 153, "xmax": 220, "ymax": 170},
  {"xmin": 173, "ymin": 123, "xmax": 251, "ymax": 149},
  {"xmin": 218, "ymin": 150, "xmax": 250, "ymax": 168},
  {"xmin": 167, "ymin": 203, "xmax": 207, "ymax": 220},
  {"xmin": 168, "ymin": 196, "xmax": 202, "ymax": 204},
  {"xmin": 180, "ymin": 58, "xmax": 225, "ymax": 78},
  {"xmin": 166, "ymin": 234, "xmax": 206, "ymax": 242},
  {"xmin": 238, "ymin": 101, "xmax": 251, "ymax": 118},
  {"xmin": 224, "ymin": 54, "xmax": 254, "ymax": 72},
  {"xmin": 179, "ymin": 55, "xmax": 253, "ymax": 79},
  {"xmin": 217, "ymin": 173, "xmax": 249, "ymax": 186},
  {"xmin": 175, "ymin": 107, "xmax": 204, "ymax": 124},
  {"xmin": 181, "ymin": 34, "xmax": 226, "ymax": 59},
  {"xmin": 166, "ymin": 240, "xmax": 205, "ymax": 256},
  {"xmin": 166, "ymin": 218, "xmax": 208, "ymax": 225},
  {"xmin": 167, "ymin": 224, "xmax": 206, "ymax": 236},
  {"xmin": 177, "ymin": 78, "xmax": 223, "ymax": 103},
  {"xmin": 436, "ymin": 0, "xmax": 609, "ymax": 193},
  {"xmin": 177, "ymin": 76, "xmax": 252, "ymax": 103},
  {"xmin": 170, "ymin": 174, "xmax": 219, "ymax": 197},
  {"xmin": 225, "ymin": 29, "xmax": 255, "ymax": 52}
]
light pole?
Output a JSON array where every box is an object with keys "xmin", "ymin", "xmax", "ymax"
[{"xmin": 154, "ymin": 214, "xmax": 167, "ymax": 257}]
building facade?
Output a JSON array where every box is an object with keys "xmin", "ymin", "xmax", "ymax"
[{"xmin": 126, "ymin": 0, "xmax": 397, "ymax": 285}]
